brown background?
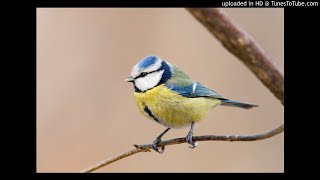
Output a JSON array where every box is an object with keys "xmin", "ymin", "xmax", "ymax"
[{"xmin": 37, "ymin": 8, "xmax": 284, "ymax": 172}]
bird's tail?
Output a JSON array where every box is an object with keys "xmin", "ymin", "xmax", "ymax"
[{"xmin": 220, "ymin": 99, "xmax": 258, "ymax": 109}]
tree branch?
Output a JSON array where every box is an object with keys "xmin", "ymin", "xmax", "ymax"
[
  {"xmin": 187, "ymin": 8, "xmax": 284, "ymax": 105},
  {"xmin": 81, "ymin": 123, "xmax": 283, "ymax": 173},
  {"xmin": 81, "ymin": 8, "xmax": 284, "ymax": 173}
]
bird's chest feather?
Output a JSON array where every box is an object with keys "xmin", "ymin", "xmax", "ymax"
[{"xmin": 133, "ymin": 84, "xmax": 220, "ymax": 128}]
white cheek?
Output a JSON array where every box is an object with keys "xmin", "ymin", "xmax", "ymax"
[{"xmin": 135, "ymin": 70, "xmax": 164, "ymax": 91}]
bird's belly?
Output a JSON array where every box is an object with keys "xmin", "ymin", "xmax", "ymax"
[{"xmin": 134, "ymin": 85, "xmax": 221, "ymax": 128}]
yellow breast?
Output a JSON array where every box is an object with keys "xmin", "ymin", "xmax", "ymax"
[{"xmin": 134, "ymin": 84, "xmax": 221, "ymax": 128}]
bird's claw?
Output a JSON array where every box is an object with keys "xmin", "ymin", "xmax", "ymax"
[
  {"xmin": 186, "ymin": 133, "xmax": 198, "ymax": 149},
  {"xmin": 152, "ymin": 138, "xmax": 165, "ymax": 154}
]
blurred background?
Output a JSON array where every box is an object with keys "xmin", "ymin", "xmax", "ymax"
[{"xmin": 37, "ymin": 8, "xmax": 284, "ymax": 172}]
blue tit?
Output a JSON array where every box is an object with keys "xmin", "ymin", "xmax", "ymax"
[{"xmin": 126, "ymin": 55, "xmax": 257, "ymax": 153}]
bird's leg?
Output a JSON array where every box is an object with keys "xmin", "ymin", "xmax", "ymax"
[
  {"xmin": 186, "ymin": 122, "xmax": 197, "ymax": 148},
  {"xmin": 152, "ymin": 128, "xmax": 171, "ymax": 154}
]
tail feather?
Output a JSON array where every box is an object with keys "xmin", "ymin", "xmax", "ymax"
[{"xmin": 220, "ymin": 99, "xmax": 258, "ymax": 109}]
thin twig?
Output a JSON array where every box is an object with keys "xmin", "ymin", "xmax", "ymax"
[
  {"xmin": 187, "ymin": 8, "xmax": 284, "ymax": 105},
  {"xmin": 81, "ymin": 123, "xmax": 283, "ymax": 173}
]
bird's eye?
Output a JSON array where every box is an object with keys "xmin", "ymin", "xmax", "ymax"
[{"xmin": 140, "ymin": 72, "xmax": 148, "ymax": 77}]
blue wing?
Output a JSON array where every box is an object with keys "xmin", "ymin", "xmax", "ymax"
[{"xmin": 165, "ymin": 82, "xmax": 223, "ymax": 99}]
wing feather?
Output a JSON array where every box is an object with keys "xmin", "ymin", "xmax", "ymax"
[
  {"xmin": 165, "ymin": 66, "xmax": 223, "ymax": 99},
  {"xmin": 165, "ymin": 82, "xmax": 223, "ymax": 99}
]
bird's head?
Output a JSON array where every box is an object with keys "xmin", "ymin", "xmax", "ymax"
[{"xmin": 126, "ymin": 55, "xmax": 172, "ymax": 92}]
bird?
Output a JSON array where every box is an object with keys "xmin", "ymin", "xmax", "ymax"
[{"xmin": 126, "ymin": 55, "xmax": 258, "ymax": 153}]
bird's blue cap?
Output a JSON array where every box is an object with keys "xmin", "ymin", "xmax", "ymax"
[{"xmin": 137, "ymin": 55, "xmax": 158, "ymax": 70}]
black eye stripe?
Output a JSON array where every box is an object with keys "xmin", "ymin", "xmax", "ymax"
[
  {"xmin": 140, "ymin": 72, "xmax": 148, "ymax": 77},
  {"xmin": 135, "ymin": 70, "xmax": 159, "ymax": 79}
]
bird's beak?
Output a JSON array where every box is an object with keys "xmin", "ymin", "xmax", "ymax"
[{"xmin": 125, "ymin": 76, "xmax": 134, "ymax": 82}]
